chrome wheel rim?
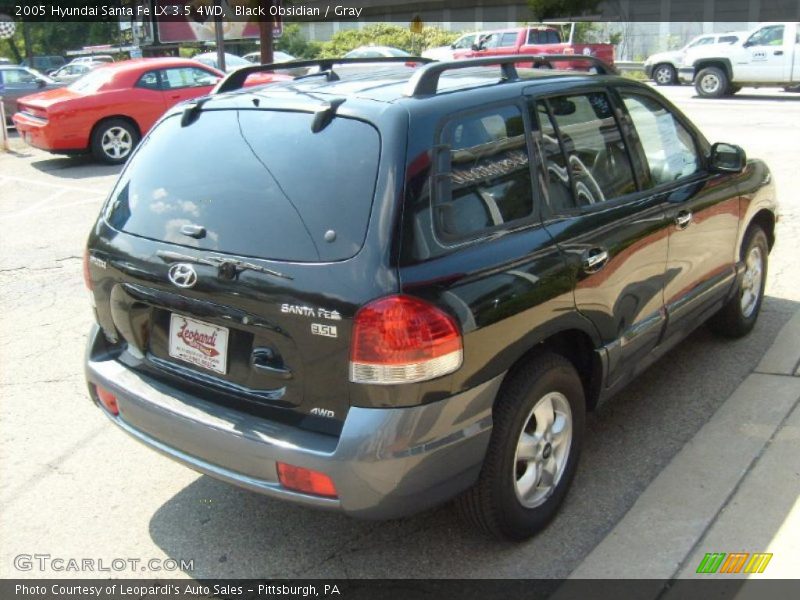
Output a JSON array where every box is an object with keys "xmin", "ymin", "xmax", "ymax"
[
  {"xmin": 700, "ymin": 74, "xmax": 720, "ymax": 94},
  {"xmin": 513, "ymin": 392, "xmax": 573, "ymax": 509},
  {"xmin": 740, "ymin": 246, "xmax": 763, "ymax": 318},
  {"xmin": 654, "ymin": 66, "xmax": 672, "ymax": 84},
  {"xmin": 101, "ymin": 126, "xmax": 132, "ymax": 160}
]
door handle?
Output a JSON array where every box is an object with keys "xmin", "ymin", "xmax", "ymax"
[
  {"xmin": 675, "ymin": 210, "xmax": 693, "ymax": 229},
  {"xmin": 774, "ymin": 50, "xmax": 784, "ymax": 56},
  {"xmin": 582, "ymin": 248, "xmax": 609, "ymax": 273},
  {"xmin": 251, "ymin": 348, "xmax": 292, "ymax": 380}
]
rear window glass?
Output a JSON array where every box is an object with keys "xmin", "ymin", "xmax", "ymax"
[{"xmin": 105, "ymin": 110, "xmax": 380, "ymax": 262}]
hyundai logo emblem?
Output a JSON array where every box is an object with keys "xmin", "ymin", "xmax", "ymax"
[{"xmin": 168, "ymin": 263, "xmax": 198, "ymax": 288}]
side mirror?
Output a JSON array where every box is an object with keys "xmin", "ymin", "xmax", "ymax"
[
  {"xmin": 710, "ymin": 142, "xmax": 746, "ymax": 173},
  {"xmin": 37, "ymin": 78, "xmax": 47, "ymax": 88},
  {"xmin": 471, "ymin": 43, "xmax": 479, "ymax": 51}
]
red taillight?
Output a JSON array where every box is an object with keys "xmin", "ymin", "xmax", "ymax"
[
  {"xmin": 349, "ymin": 295, "xmax": 463, "ymax": 385},
  {"xmin": 276, "ymin": 462, "xmax": 337, "ymax": 498},
  {"xmin": 96, "ymin": 385, "xmax": 119, "ymax": 415},
  {"xmin": 83, "ymin": 249, "xmax": 93, "ymax": 291}
]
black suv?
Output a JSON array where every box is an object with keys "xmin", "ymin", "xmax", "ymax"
[{"xmin": 84, "ymin": 55, "xmax": 777, "ymax": 540}]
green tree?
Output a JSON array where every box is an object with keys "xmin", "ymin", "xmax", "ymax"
[
  {"xmin": 316, "ymin": 23, "xmax": 458, "ymax": 59},
  {"xmin": 275, "ymin": 23, "xmax": 322, "ymax": 59},
  {"xmin": 528, "ymin": 0, "xmax": 602, "ymax": 21},
  {"xmin": 1, "ymin": 22, "xmax": 120, "ymax": 63}
]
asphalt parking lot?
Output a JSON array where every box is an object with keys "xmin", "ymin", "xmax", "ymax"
[{"xmin": 1, "ymin": 83, "xmax": 799, "ymax": 579}]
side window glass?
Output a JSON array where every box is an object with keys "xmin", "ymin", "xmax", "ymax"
[
  {"xmin": 533, "ymin": 101, "xmax": 575, "ymax": 213},
  {"xmin": 527, "ymin": 30, "xmax": 541, "ymax": 44},
  {"xmin": 747, "ymin": 25, "xmax": 784, "ymax": 46},
  {"xmin": 435, "ymin": 105, "xmax": 533, "ymax": 241},
  {"xmin": 137, "ymin": 71, "xmax": 160, "ymax": 90},
  {"xmin": 161, "ymin": 67, "xmax": 216, "ymax": 89},
  {"xmin": 500, "ymin": 32, "xmax": 518, "ymax": 47},
  {"xmin": 547, "ymin": 31, "xmax": 560, "ymax": 44},
  {"xmin": 621, "ymin": 93, "xmax": 701, "ymax": 186},
  {"xmin": 547, "ymin": 92, "xmax": 636, "ymax": 205}
]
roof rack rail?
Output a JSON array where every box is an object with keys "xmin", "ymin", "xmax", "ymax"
[
  {"xmin": 213, "ymin": 56, "xmax": 434, "ymax": 95},
  {"xmin": 403, "ymin": 54, "xmax": 617, "ymax": 97}
]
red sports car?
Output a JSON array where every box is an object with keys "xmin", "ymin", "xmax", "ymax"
[{"xmin": 13, "ymin": 58, "xmax": 225, "ymax": 164}]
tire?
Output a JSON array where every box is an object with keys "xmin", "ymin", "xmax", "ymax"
[
  {"xmin": 90, "ymin": 118, "xmax": 139, "ymax": 165},
  {"xmin": 728, "ymin": 85, "xmax": 742, "ymax": 95},
  {"xmin": 784, "ymin": 85, "xmax": 800, "ymax": 93},
  {"xmin": 708, "ymin": 226, "xmax": 769, "ymax": 338},
  {"xmin": 457, "ymin": 352, "xmax": 585, "ymax": 540},
  {"xmin": 652, "ymin": 63, "xmax": 677, "ymax": 86},
  {"xmin": 695, "ymin": 66, "xmax": 729, "ymax": 98}
]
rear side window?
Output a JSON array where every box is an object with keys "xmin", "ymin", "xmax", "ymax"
[
  {"xmin": 434, "ymin": 105, "xmax": 534, "ymax": 242},
  {"xmin": 136, "ymin": 71, "xmax": 160, "ymax": 90},
  {"xmin": 545, "ymin": 92, "xmax": 636, "ymax": 206},
  {"xmin": 106, "ymin": 110, "xmax": 380, "ymax": 262}
]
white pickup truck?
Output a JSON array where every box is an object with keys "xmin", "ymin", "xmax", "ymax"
[{"xmin": 678, "ymin": 22, "xmax": 800, "ymax": 97}]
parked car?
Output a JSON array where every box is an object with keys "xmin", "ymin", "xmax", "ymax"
[
  {"xmin": 12, "ymin": 58, "xmax": 223, "ymax": 164},
  {"xmin": 84, "ymin": 55, "xmax": 776, "ymax": 540},
  {"xmin": 192, "ymin": 51, "xmax": 251, "ymax": 73},
  {"xmin": 49, "ymin": 62, "xmax": 104, "ymax": 84},
  {"xmin": 243, "ymin": 50, "xmax": 296, "ymax": 64},
  {"xmin": 644, "ymin": 31, "xmax": 745, "ymax": 85},
  {"xmin": 0, "ymin": 65, "xmax": 63, "ymax": 123},
  {"xmin": 0, "ymin": 57, "xmax": 13, "ymax": 65},
  {"xmin": 69, "ymin": 55, "xmax": 115, "ymax": 65},
  {"xmin": 20, "ymin": 55, "xmax": 66, "ymax": 74},
  {"xmin": 343, "ymin": 46, "xmax": 411, "ymax": 58},
  {"xmin": 454, "ymin": 25, "xmax": 615, "ymax": 66},
  {"xmin": 679, "ymin": 22, "xmax": 800, "ymax": 97},
  {"xmin": 423, "ymin": 32, "xmax": 483, "ymax": 61}
]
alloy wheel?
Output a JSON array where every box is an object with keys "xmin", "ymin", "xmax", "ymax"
[{"xmin": 513, "ymin": 391, "xmax": 573, "ymax": 509}]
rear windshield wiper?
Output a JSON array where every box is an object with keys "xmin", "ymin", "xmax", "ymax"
[{"xmin": 157, "ymin": 250, "xmax": 292, "ymax": 280}]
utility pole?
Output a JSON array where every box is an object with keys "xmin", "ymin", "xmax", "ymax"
[
  {"xmin": 259, "ymin": 0, "xmax": 274, "ymax": 64},
  {"xmin": 214, "ymin": 0, "xmax": 226, "ymax": 71}
]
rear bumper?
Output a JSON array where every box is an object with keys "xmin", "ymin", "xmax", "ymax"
[
  {"xmin": 85, "ymin": 325, "xmax": 501, "ymax": 519},
  {"xmin": 678, "ymin": 67, "xmax": 695, "ymax": 84},
  {"xmin": 12, "ymin": 112, "xmax": 86, "ymax": 153}
]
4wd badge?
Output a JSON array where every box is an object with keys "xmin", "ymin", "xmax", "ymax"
[{"xmin": 311, "ymin": 323, "xmax": 337, "ymax": 338}]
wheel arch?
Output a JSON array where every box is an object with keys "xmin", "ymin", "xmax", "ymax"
[
  {"xmin": 89, "ymin": 115, "xmax": 142, "ymax": 147},
  {"xmin": 694, "ymin": 58, "xmax": 733, "ymax": 81},
  {"xmin": 498, "ymin": 327, "xmax": 604, "ymax": 412},
  {"xmin": 747, "ymin": 209, "xmax": 776, "ymax": 251}
]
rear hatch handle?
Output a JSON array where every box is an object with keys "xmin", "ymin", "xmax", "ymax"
[{"xmin": 157, "ymin": 250, "xmax": 293, "ymax": 281}]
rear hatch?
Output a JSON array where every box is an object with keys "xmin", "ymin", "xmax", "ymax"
[{"xmin": 89, "ymin": 107, "xmax": 386, "ymax": 433}]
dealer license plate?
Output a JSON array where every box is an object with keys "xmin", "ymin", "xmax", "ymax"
[{"xmin": 168, "ymin": 313, "xmax": 229, "ymax": 375}]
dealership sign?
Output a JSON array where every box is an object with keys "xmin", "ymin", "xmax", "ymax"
[{"xmin": 154, "ymin": 1, "xmax": 281, "ymax": 43}]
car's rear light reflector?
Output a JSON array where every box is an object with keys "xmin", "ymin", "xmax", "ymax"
[
  {"xmin": 276, "ymin": 462, "xmax": 337, "ymax": 498},
  {"xmin": 20, "ymin": 104, "xmax": 47, "ymax": 120},
  {"xmin": 349, "ymin": 295, "xmax": 463, "ymax": 385},
  {"xmin": 95, "ymin": 385, "xmax": 119, "ymax": 415}
]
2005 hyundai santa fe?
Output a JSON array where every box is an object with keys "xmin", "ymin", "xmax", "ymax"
[{"xmin": 84, "ymin": 55, "xmax": 777, "ymax": 540}]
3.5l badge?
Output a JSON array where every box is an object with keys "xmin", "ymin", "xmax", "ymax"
[{"xmin": 311, "ymin": 323, "xmax": 337, "ymax": 338}]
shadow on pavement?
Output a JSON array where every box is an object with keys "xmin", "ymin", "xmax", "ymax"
[
  {"xmin": 691, "ymin": 92, "xmax": 800, "ymax": 102},
  {"xmin": 148, "ymin": 295, "xmax": 799, "ymax": 579},
  {"xmin": 29, "ymin": 154, "xmax": 123, "ymax": 179}
]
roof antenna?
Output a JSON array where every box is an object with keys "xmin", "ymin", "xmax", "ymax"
[{"xmin": 311, "ymin": 98, "xmax": 346, "ymax": 133}]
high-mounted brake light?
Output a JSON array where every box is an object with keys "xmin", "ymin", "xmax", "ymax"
[
  {"xmin": 349, "ymin": 295, "xmax": 463, "ymax": 385},
  {"xmin": 276, "ymin": 462, "xmax": 338, "ymax": 498}
]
